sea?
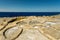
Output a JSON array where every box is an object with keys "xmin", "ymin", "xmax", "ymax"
[{"xmin": 0, "ymin": 12, "xmax": 60, "ymax": 17}]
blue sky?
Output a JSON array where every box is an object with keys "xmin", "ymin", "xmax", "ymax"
[{"xmin": 0, "ymin": 0, "xmax": 60, "ymax": 12}]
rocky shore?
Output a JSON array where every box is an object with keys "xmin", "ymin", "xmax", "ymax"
[{"xmin": 0, "ymin": 15, "xmax": 60, "ymax": 40}]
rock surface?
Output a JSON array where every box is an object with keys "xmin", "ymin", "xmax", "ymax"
[{"xmin": 0, "ymin": 15, "xmax": 60, "ymax": 40}]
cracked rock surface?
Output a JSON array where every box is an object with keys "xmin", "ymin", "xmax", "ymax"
[{"xmin": 0, "ymin": 15, "xmax": 60, "ymax": 40}]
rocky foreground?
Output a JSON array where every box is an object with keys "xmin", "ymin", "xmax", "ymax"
[{"xmin": 0, "ymin": 15, "xmax": 60, "ymax": 40}]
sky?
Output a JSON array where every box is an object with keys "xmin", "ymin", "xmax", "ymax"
[{"xmin": 0, "ymin": 0, "xmax": 60, "ymax": 12}]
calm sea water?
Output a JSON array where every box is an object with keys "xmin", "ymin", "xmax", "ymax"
[{"xmin": 0, "ymin": 12, "xmax": 60, "ymax": 17}]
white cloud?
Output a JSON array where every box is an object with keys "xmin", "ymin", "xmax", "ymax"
[
  {"xmin": 0, "ymin": 8, "xmax": 20, "ymax": 12},
  {"xmin": 0, "ymin": 7, "xmax": 60, "ymax": 12},
  {"xmin": 0, "ymin": 9, "xmax": 12, "ymax": 12}
]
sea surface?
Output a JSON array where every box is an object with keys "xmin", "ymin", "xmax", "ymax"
[{"xmin": 0, "ymin": 12, "xmax": 60, "ymax": 17}]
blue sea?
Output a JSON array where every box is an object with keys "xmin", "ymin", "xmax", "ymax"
[{"xmin": 0, "ymin": 12, "xmax": 60, "ymax": 17}]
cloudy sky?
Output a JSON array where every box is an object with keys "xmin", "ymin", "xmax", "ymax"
[{"xmin": 0, "ymin": 0, "xmax": 60, "ymax": 12}]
